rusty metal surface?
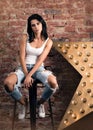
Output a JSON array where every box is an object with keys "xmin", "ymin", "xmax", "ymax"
[
  {"xmin": 63, "ymin": 112, "xmax": 93, "ymax": 130},
  {"xmin": 53, "ymin": 42, "xmax": 93, "ymax": 130}
]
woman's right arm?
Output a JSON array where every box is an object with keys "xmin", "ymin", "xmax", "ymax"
[{"xmin": 19, "ymin": 34, "xmax": 28, "ymax": 76}]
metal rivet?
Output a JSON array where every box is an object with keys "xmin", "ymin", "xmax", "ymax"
[
  {"xmin": 90, "ymin": 79, "xmax": 93, "ymax": 84},
  {"xmin": 88, "ymin": 104, "xmax": 93, "ymax": 108},
  {"xmin": 72, "ymin": 100, "xmax": 78, "ymax": 105},
  {"xmin": 68, "ymin": 55, "xmax": 73, "ymax": 59},
  {"xmin": 91, "ymin": 44, "xmax": 93, "ymax": 48},
  {"xmin": 89, "ymin": 63, "xmax": 93, "ymax": 68},
  {"xmin": 64, "ymin": 119, "xmax": 68, "ymax": 124},
  {"xmin": 65, "ymin": 43, "xmax": 70, "ymax": 48},
  {"xmin": 72, "ymin": 113, "xmax": 77, "ymax": 119},
  {"xmin": 80, "ymin": 66, "xmax": 85, "ymax": 71},
  {"xmin": 67, "ymin": 109, "xmax": 73, "ymax": 114},
  {"xmin": 74, "ymin": 60, "xmax": 79, "ymax": 65},
  {"xmin": 83, "ymin": 57, "xmax": 88, "ymax": 62},
  {"xmin": 76, "ymin": 91, "xmax": 82, "ymax": 96},
  {"xmin": 80, "ymin": 108, "xmax": 85, "ymax": 114},
  {"xmin": 82, "ymin": 43, "xmax": 87, "ymax": 49},
  {"xmin": 90, "ymin": 93, "xmax": 93, "ymax": 97},
  {"xmin": 87, "ymin": 89, "xmax": 91, "ymax": 93},
  {"xmin": 81, "ymin": 82, "xmax": 86, "ymax": 87},
  {"xmin": 86, "ymin": 52, "xmax": 91, "ymax": 57},
  {"xmin": 62, "ymin": 49, "xmax": 68, "ymax": 54},
  {"xmin": 77, "ymin": 51, "xmax": 82, "ymax": 56},
  {"xmin": 73, "ymin": 43, "xmax": 78, "ymax": 49},
  {"xmin": 86, "ymin": 72, "xmax": 91, "ymax": 77},
  {"xmin": 81, "ymin": 98, "xmax": 87, "ymax": 103},
  {"xmin": 58, "ymin": 44, "xmax": 62, "ymax": 48}
]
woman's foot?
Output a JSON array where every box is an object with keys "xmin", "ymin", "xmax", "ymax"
[
  {"xmin": 38, "ymin": 104, "xmax": 45, "ymax": 118},
  {"xmin": 18, "ymin": 104, "xmax": 26, "ymax": 119}
]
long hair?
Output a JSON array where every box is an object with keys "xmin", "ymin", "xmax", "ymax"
[{"xmin": 27, "ymin": 14, "xmax": 48, "ymax": 42}]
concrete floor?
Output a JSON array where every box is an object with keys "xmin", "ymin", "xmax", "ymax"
[{"xmin": 0, "ymin": 90, "xmax": 63, "ymax": 130}]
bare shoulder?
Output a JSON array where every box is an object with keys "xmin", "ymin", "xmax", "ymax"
[
  {"xmin": 47, "ymin": 38, "xmax": 53, "ymax": 46},
  {"xmin": 22, "ymin": 34, "xmax": 27, "ymax": 42},
  {"xmin": 20, "ymin": 34, "xmax": 27, "ymax": 46}
]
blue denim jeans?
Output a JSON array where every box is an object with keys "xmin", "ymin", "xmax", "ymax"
[{"xmin": 6, "ymin": 64, "xmax": 54, "ymax": 101}]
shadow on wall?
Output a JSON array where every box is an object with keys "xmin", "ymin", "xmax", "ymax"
[{"xmin": 45, "ymin": 46, "xmax": 82, "ymax": 129}]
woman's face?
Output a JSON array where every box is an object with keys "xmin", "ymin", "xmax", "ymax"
[{"xmin": 31, "ymin": 19, "xmax": 42, "ymax": 35}]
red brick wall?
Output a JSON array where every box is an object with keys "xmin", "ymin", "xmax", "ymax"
[{"xmin": 0, "ymin": 0, "xmax": 93, "ymax": 89}]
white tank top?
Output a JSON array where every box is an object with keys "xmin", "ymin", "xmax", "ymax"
[{"xmin": 25, "ymin": 38, "xmax": 49, "ymax": 65}]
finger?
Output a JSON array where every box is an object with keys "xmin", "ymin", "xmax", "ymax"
[
  {"xmin": 31, "ymin": 78, "xmax": 34, "ymax": 84},
  {"xmin": 28, "ymin": 82, "xmax": 32, "ymax": 87},
  {"xmin": 24, "ymin": 81, "xmax": 29, "ymax": 88},
  {"xmin": 24, "ymin": 84, "xmax": 28, "ymax": 88}
]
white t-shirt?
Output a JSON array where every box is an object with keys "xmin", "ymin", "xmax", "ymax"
[{"xmin": 25, "ymin": 38, "xmax": 49, "ymax": 65}]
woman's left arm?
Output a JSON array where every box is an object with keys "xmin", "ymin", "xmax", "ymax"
[{"xmin": 28, "ymin": 38, "xmax": 53, "ymax": 77}]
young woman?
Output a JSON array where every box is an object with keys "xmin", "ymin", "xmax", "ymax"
[{"xmin": 4, "ymin": 14, "xmax": 58, "ymax": 119}]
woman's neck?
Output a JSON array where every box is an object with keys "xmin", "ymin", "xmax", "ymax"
[{"xmin": 34, "ymin": 34, "xmax": 44, "ymax": 41}]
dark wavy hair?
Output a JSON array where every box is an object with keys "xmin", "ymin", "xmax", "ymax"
[{"xmin": 27, "ymin": 14, "xmax": 48, "ymax": 42}]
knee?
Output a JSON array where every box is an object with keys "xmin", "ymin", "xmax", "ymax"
[
  {"xmin": 48, "ymin": 75, "xmax": 58, "ymax": 89},
  {"xmin": 4, "ymin": 79, "xmax": 14, "ymax": 92},
  {"xmin": 4, "ymin": 78, "xmax": 10, "ymax": 86}
]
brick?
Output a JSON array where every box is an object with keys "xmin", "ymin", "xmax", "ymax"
[{"xmin": 0, "ymin": 0, "xmax": 93, "ymax": 97}]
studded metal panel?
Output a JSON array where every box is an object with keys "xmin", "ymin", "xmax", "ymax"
[{"xmin": 53, "ymin": 42, "xmax": 93, "ymax": 130}]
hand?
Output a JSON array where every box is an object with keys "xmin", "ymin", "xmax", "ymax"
[{"xmin": 24, "ymin": 75, "xmax": 34, "ymax": 88}]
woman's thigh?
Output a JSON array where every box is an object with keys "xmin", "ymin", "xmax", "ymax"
[
  {"xmin": 4, "ymin": 68, "xmax": 25, "ymax": 87},
  {"xmin": 35, "ymin": 69, "xmax": 53, "ymax": 84}
]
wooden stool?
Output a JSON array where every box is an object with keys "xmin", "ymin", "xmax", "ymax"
[{"xmin": 12, "ymin": 80, "xmax": 55, "ymax": 130}]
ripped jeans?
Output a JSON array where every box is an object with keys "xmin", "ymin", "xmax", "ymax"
[{"xmin": 5, "ymin": 64, "xmax": 55, "ymax": 101}]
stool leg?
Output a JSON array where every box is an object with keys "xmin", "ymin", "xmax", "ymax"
[
  {"xmin": 48, "ymin": 98, "xmax": 55, "ymax": 130},
  {"xmin": 29, "ymin": 81, "xmax": 37, "ymax": 130},
  {"xmin": 12, "ymin": 100, "xmax": 17, "ymax": 130}
]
